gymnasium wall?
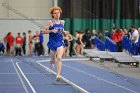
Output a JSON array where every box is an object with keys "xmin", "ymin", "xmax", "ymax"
[
  {"xmin": 0, "ymin": 19, "xmax": 49, "ymax": 55},
  {"xmin": 0, "ymin": 0, "xmax": 54, "ymax": 55},
  {"xmin": 0, "ymin": 0, "xmax": 53, "ymax": 19}
]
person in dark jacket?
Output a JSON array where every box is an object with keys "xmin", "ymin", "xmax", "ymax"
[
  {"xmin": 39, "ymin": 30, "xmax": 44, "ymax": 56},
  {"xmin": 0, "ymin": 40, "xmax": 5, "ymax": 55},
  {"xmin": 22, "ymin": 32, "xmax": 26, "ymax": 55}
]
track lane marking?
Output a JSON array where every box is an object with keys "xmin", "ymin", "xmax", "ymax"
[
  {"xmin": 16, "ymin": 62, "xmax": 37, "ymax": 93},
  {"xmin": 0, "ymin": 73, "xmax": 48, "ymax": 75},
  {"xmin": 10, "ymin": 58, "xmax": 29, "ymax": 93},
  {"xmin": 37, "ymin": 59, "xmax": 138, "ymax": 93},
  {"xmin": 36, "ymin": 60, "xmax": 89, "ymax": 93}
]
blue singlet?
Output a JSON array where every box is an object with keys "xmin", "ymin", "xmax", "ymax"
[{"xmin": 47, "ymin": 20, "xmax": 65, "ymax": 51}]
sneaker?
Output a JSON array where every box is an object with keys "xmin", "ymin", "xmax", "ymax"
[
  {"xmin": 76, "ymin": 54, "xmax": 82, "ymax": 57},
  {"xmin": 51, "ymin": 63, "xmax": 54, "ymax": 68},
  {"xmin": 50, "ymin": 61, "xmax": 55, "ymax": 65},
  {"xmin": 50, "ymin": 62, "xmax": 55, "ymax": 69},
  {"xmin": 56, "ymin": 75, "xmax": 60, "ymax": 81},
  {"xmin": 133, "ymin": 63, "xmax": 136, "ymax": 66},
  {"xmin": 40, "ymin": 55, "xmax": 43, "ymax": 56}
]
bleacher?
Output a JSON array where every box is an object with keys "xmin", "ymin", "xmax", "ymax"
[
  {"xmin": 84, "ymin": 36, "xmax": 139, "ymax": 67},
  {"xmin": 122, "ymin": 36, "xmax": 138, "ymax": 55}
]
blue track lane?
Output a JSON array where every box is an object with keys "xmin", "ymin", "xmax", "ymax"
[
  {"xmin": 10, "ymin": 56, "xmax": 79, "ymax": 93},
  {"xmin": 40, "ymin": 60, "xmax": 140, "ymax": 93},
  {"xmin": 0, "ymin": 57, "xmax": 25, "ymax": 93},
  {"xmin": 1, "ymin": 56, "xmax": 140, "ymax": 93},
  {"xmin": 63, "ymin": 60, "xmax": 140, "ymax": 93}
]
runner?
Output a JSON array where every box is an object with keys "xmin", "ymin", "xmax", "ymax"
[{"xmin": 42, "ymin": 6, "xmax": 68, "ymax": 81}]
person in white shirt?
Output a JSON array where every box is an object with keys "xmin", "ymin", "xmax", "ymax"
[{"xmin": 131, "ymin": 25, "xmax": 139, "ymax": 43}]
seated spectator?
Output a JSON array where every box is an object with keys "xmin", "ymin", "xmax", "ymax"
[
  {"xmin": 0, "ymin": 40, "xmax": 5, "ymax": 56},
  {"xmin": 82, "ymin": 29, "xmax": 91, "ymax": 49},
  {"xmin": 91, "ymin": 29, "xmax": 97, "ymax": 49},
  {"xmin": 98, "ymin": 30, "xmax": 103, "ymax": 40},
  {"xmin": 123, "ymin": 28, "xmax": 130, "ymax": 38},
  {"xmin": 104, "ymin": 28, "xmax": 111, "ymax": 38},
  {"xmin": 135, "ymin": 27, "xmax": 140, "ymax": 54}
]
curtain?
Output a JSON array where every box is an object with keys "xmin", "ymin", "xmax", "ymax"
[{"xmin": 59, "ymin": 0, "xmax": 140, "ymax": 37}]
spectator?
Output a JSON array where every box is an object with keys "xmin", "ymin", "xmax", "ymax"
[
  {"xmin": 98, "ymin": 30, "xmax": 103, "ymax": 40},
  {"xmin": 33, "ymin": 31, "xmax": 40, "ymax": 56},
  {"xmin": 123, "ymin": 28, "xmax": 130, "ymax": 38},
  {"xmin": 130, "ymin": 25, "xmax": 139, "ymax": 44},
  {"xmin": 63, "ymin": 31, "xmax": 73, "ymax": 57},
  {"xmin": 82, "ymin": 29, "xmax": 91, "ymax": 49},
  {"xmin": 28, "ymin": 30, "xmax": 33, "ymax": 55},
  {"xmin": 4, "ymin": 32, "xmax": 14, "ymax": 56},
  {"xmin": 104, "ymin": 28, "xmax": 111, "ymax": 38},
  {"xmin": 112, "ymin": 28, "xmax": 123, "ymax": 52},
  {"xmin": 73, "ymin": 30, "xmax": 84, "ymax": 56},
  {"xmin": 0, "ymin": 40, "xmax": 5, "ymax": 56},
  {"xmin": 15, "ymin": 33, "xmax": 23, "ymax": 56},
  {"xmin": 39, "ymin": 30, "xmax": 44, "ymax": 56},
  {"xmin": 91, "ymin": 29, "xmax": 97, "ymax": 49},
  {"xmin": 111, "ymin": 26, "xmax": 117, "ymax": 39},
  {"xmin": 22, "ymin": 32, "xmax": 26, "ymax": 55}
]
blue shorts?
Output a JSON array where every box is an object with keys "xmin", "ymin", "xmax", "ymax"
[{"xmin": 47, "ymin": 41, "xmax": 65, "ymax": 51}]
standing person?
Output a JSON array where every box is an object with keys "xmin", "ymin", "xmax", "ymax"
[
  {"xmin": 15, "ymin": 33, "xmax": 23, "ymax": 56},
  {"xmin": 63, "ymin": 31, "xmax": 73, "ymax": 57},
  {"xmin": 39, "ymin": 30, "xmax": 44, "ymax": 56},
  {"xmin": 33, "ymin": 31, "xmax": 40, "ymax": 56},
  {"xmin": 130, "ymin": 25, "xmax": 139, "ymax": 44},
  {"xmin": 28, "ymin": 30, "xmax": 33, "ymax": 56},
  {"xmin": 4, "ymin": 32, "xmax": 14, "ymax": 56},
  {"xmin": 4, "ymin": 32, "xmax": 10, "ymax": 55},
  {"xmin": 22, "ymin": 32, "xmax": 26, "ymax": 55},
  {"xmin": 42, "ymin": 6, "xmax": 68, "ymax": 81},
  {"xmin": 73, "ymin": 31, "xmax": 84, "ymax": 56},
  {"xmin": 112, "ymin": 28, "xmax": 123, "ymax": 52}
]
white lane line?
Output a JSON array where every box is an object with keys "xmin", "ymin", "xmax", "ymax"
[
  {"xmin": 0, "ymin": 73, "xmax": 17, "ymax": 74},
  {"xmin": 37, "ymin": 59, "xmax": 138, "ymax": 93},
  {"xmin": 37, "ymin": 58, "xmax": 89, "ymax": 63},
  {"xmin": 0, "ymin": 73, "xmax": 46, "ymax": 75},
  {"xmin": 36, "ymin": 60, "xmax": 89, "ymax": 93},
  {"xmin": 10, "ymin": 58, "xmax": 29, "ymax": 93},
  {"xmin": 63, "ymin": 64, "xmax": 138, "ymax": 93},
  {"xmin": 16, "ymin": 62, "xmax": 37, "ymax": 93}
]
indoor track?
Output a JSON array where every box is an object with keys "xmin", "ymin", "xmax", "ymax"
[{"xmin": 0, "ymin": 56, "xmax": 140, "ymax": 93}]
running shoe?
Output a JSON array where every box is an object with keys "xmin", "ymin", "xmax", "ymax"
[
  {"xmin": 56, "ymin": 75, "xmax": 60, "ymax": 81},
  {"xmin": 50, "ymin": 62, "xmax": 54, "ymax": 69}
]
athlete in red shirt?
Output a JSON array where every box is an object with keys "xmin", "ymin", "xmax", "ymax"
[
  {"xmin": 4, "ymin": 32, "xmax": 14, "ymax": 56},
  {"xmin": 15, "ymin": 33, "xmax": 23, "ymax": 56}
]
